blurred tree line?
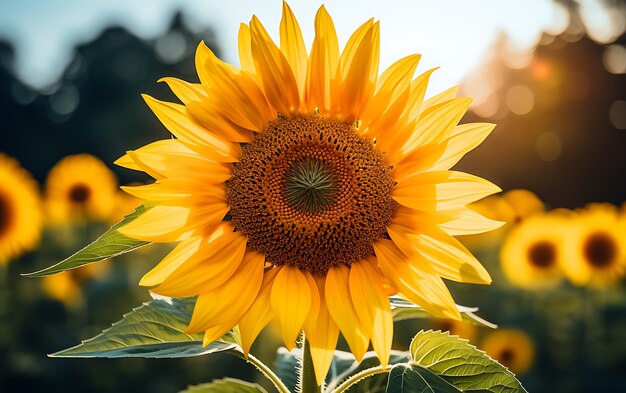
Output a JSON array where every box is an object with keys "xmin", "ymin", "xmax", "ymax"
[{"xmin": 1, "ymin": 12, "xmax": 210, "ymax": 186}]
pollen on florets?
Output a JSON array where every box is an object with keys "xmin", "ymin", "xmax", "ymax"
[{"xmin": 227, "ymin": 115, "xmax": 397, "ymax": 276}]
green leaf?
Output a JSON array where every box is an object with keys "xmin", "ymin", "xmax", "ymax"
[
  {"xmin": 179, "ymin": 378, "xmax": 268, "ymax": 393},
  {"xmin": 386, "ymin": 364, "xmax": 462, "ymax": 393},
  {"xmin": 274, "ymin": 348, "xmax": 299, "ymax": 392},
  {"xmin": 390, "ymin": 297, "xmax": 497, "ymax": 329},
  {"xmin": 409, "ymin": 330, "xmax": 527, "ymax": 393},
  {"xmin": 352, "ymin": 372, "xmax": 389, "ymax": 393},
  {"xmin": 51, "ymin": 296, "xmax": 240, "ymax": 358},
  {"xmin": 24, "ymin": 205, "xmax": 150, "ymax": 277}
]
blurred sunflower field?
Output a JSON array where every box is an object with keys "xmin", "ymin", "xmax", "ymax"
[{"xmin": 1, "ymin": 1, "xmax": 625, "ymax": 392}]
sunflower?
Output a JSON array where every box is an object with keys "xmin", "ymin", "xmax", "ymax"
[
  {"xmin": 45, "ymin": 154, "xmax": 118, "ymax": 225},
  {"xmin": 561, "ymin": 204, "xmax": 626, "ymax": 287},
  {"xmin": 0, "ymin": 154, "xmax": 42, "ymax": 264},
  {"xmin": 116, "ymin": 4, "xmax": 501, "ymax": 383},
  {"xmin": 500, "ymin": 213, "xmax": 565, "ymax": 289},
  {"xmin": 481, "ymin": 329, "xmax": 534, "ymax": 375}
]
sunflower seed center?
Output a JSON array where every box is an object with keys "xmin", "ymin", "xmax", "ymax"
[
  {"xmin": 285, "ymin": 158, "xmax": 337, "ymax": 213},
  {"xmin": 527, "ymin": 240, "xmax": 556, "ymax": 268},
  {"xmin": 227, "ymin": 115, "xmax": 397, "ymax": 275},
  {"xmin": 0, "ymin": 192, "xmax": 12, "ymax": 236},
  {"xmin": 583, "ymin": 231, "xmax": 616, "ymax": 268},
  {"xmin": 68, "ymin": 184, "xmax": 90, "ymax": 204}
]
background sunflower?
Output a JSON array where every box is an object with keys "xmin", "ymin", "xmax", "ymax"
[
  {"xmin": 561, "ymin": 204, "xmax": 626, "ymax": 287},
  {"xmin": 500, "ymin": 214, "xmax": 565, "ymax": 289},
  {"xmin": 0, "ymin": 154, "xmax": 42, "ymax": 264},
  {"xmin": 45, "ymin": 154, "xmax": 118, "ymax": 225}
]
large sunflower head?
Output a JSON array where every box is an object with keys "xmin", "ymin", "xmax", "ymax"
[
  {"xmin": 0, "ymin": 154, "xmax": 42, "ymax": 265},
  {"xmin": 500, "ymin": 213, "xmax": 565, "ymax": 290},
  {"xmin": 562, "ymin": 204, "xmax": 626, "ymax": 287},
  {"xmin": 116, "ymin": 3, "xmax": 501, "ymax": 383},
  {"xmin": 45, "ymin": 154, "xmax": 118, "ymax": 225}
]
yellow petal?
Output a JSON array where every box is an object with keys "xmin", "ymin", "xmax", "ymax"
[
  {"xmin": 339, "ymin": 18, "xmax": 374, "ymax": 75},
  {"xmin": 202, "ymin": 324, "xmax": 234, "ymax": 347},
  {"xmin": 325, "ymin": 265, "xmax": 369, "ymax": 360},
  {"xmin": 393, "ymin": 122, "xmax": 496, "ymax": 181},
  {"xmin": 366, "ymin": 68, "xmax": 437, "ymax": 151},
  {"xmin": 338, "ymin": 22, "xmax": 379, "ymax": 121},
  {"xmin": 121, "ymin": 180, "xmax": 227, "ymax": 207},
  {"xmin": 154, "ymin": 229, "xmax": 247, "ymax": 297},
  {"xmin": 142, "ymin": 94, "xmax": 241, "ymax": 162},
  {"xmin": 186, "ymin": 101, "xmax": 255, "ymax": 143},
  {"xmin": 195, "ymin": 42, "xmax": 274, "ymax": 131},
  {"xmin": 118, "ymin": 205, "xmax": 190, "ymax": 242},
  {"xmin": 304, "ymin": 271, "xmax": 321, "ymax": 329},
  {"xmin": 187, "ymin": 250, "xmax": 265, "ymax": 335},
  {"xmin": 158, "ymin": 77, "xmax": 207, "ymax": 105},
  {"xmin": 120, "ymin": 139, "xmax": 232, "ymax": 183},
  {"xmin": 186, "ymin": 204, "xmax": 231, "ymax": 238},
  {"xmin": 392, "ymin": 171, "xmax": 501, "ymax": 211},
  {"xmin": 387, "ymin": 97, "xmax": 472, "ymax": 164},
  {"xmin": 306, "ymin": 5, "xmax": 339, "ymax": 114},
  {"xmin": 270, "ymin": 265, "xmax": 312, "ymax": 350},
  {"xmin": 400, "ymin": 68, "xmax": 440, "ymax": 125},
  {"xmin": 303, "ymin": 277, "xmax": 339, "ymax": 386},
  {"xmin": 389, "ymin": 142, "xmax": 448, "ymax": 180},
  {"xmin": 139, "ymin": 236, "xmax": 203, "ymax": 287},
  {"xmin": 387, "ymin": 223, "xmax": 492, "ymax": 284},
  {"xmin": 238, "ymin": 23, "xmax": 256, "ymax": 76},
  {"xmin": 418, "ymin": 85, "xmax": 459, "ymax": 118},
  {"xmin": 431, "ymin": 123, "xmax": 497, "ymax": 171},
  {"xmin": 250, "ymin": 15, "xmax": 300, "ymax": 114},
  {"xmin": 360, "ymin": 56, "xmax": 423, "ymax": 136},
  {"xmin": 438, "ymin": 207, "xmax": 505, "ymax": 236},
  {"xmin": 238, "ymin": 267, "xmax": 280, "ymax": 356},
  {"xmin": 374, "ymin": 239, "xmax": 461, "ymax": 320},
  {"xmin": 280, "ymin": 2, "xmax": 307, "ymax": 103},
  {"xmin": 349, "ymin": 258, "xmax": 392, "ymax": 367},
  {"xmin": 114, "ymin": 152, "xmax": 142, "ymax": 172},
  {"xmin": 373, "ymin": 54, "xmax": 421, "ymax": 104}
]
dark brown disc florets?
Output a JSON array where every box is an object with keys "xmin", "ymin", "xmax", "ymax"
[
  {"xmin": 527, "ymin": 241, "xmax": 556, "ymax": 268},
  {"xmin": 0, "ymin": 192, "xmax": 12, "ymax": 236},
  {"xmin": 68, "ymin": 183, "xmax": 91, "ymax": 204},
  {"xmin": 583, "ymin": 231, "xmax": 617, "ymax": 268},
  {"xmin": 227, "ymin": 115, "xmax": 396, "ymax": 276}
]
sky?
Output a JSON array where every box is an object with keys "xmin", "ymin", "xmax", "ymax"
[{"xmin": 0, "ymin": 0, "xmax": 574, "ymax": 94}]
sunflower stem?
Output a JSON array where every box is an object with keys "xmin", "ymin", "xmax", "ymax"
[
  {"xmin": 300, "ymin": 334, "xmax": 322, "ymax": 393},
  {"xmin": 244, "ymin": 353, "xmax": 291, "ymax": 393},
  {"xmin": 330, "ymin": 366, "xmax": 387, "ymax": 393}
]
